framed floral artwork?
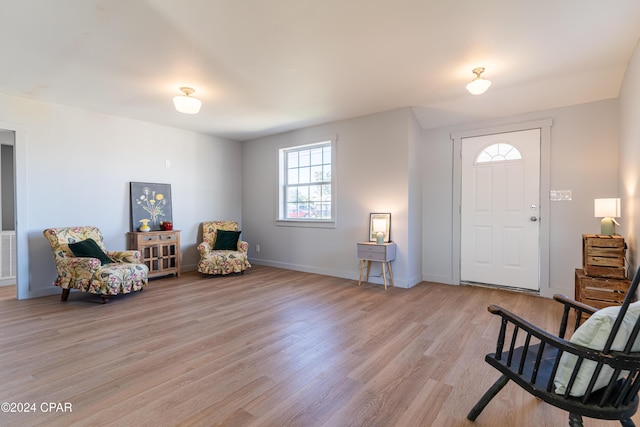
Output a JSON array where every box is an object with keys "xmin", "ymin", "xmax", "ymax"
[{"xmin": 130, "ymin": 182, "xmax": 173, "ymax": 231}]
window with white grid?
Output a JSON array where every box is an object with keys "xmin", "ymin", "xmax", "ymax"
[{"xmin": 278, "ymin": 138, "xmax": 335, "ymax": 226}]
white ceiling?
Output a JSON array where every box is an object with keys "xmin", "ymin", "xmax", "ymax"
[{"xmin": 1, "ymin": 0, "xmax": 639, "ymax": 141}]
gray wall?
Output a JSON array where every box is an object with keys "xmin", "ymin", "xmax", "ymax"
[
  {"xmin": 0, "ymin": 93, "xmax": 243, "ymax": 299},
  {"xmin": 242, "ymin": 108, "xmax": 421, "ymax": 288},
  {"xmin": 242, "ymin": 98, "xmax": 620, "ymax": 296},
  {"xmin": 422, "ymin": 99, "xmax": 620, "ymax": 297},
  {"xmin": 0, "ymin": 56, "xmax": 631, "ymax": 299},
  {"xmin": 619, "ymin": 39, "xmax": 640, "ymax": 272}
]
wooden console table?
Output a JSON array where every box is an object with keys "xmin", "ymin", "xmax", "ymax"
[
  {"xmin": 127, "ymin": 230, "xmax": 181, "ymax": 278},
  {"xmin": 356, "ymin": 242, "xmax": 396, "ymax": 289}
]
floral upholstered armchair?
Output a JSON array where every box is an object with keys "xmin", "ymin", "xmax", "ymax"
[
  {"xmin": 43, "ymin": 226, "xmax": 148, "ymax": 303},
  {"xmin": 197, "ymin": 221, "xmax": 251, "ymax": 275}
]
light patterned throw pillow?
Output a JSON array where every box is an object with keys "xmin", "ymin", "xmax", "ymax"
[{"xmin": 554, "ymin": 301, "xmax": 640, "ymax": 397}]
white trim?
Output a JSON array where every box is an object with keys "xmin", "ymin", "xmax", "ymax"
[
  {"xmin": 0, "ymin": 121, "xmax": 27, "ymax": 300},
  {"xmin": 475, "ymin": 143, "xmax": 522, "ymax": 163},
  {"xmin": 451, "ymin": 119, "xmax": 553, "ymax": 297},
  {"xmin": 249, "ymin": 258, "xmax": 411, "ymax": 288},
  {"xmin": 275, "ymin": 219, "xmax": 336, "ymax": 228},
  {"xmin": 276, "ymin": 135, "xmax": 337, "ymax": 227}
]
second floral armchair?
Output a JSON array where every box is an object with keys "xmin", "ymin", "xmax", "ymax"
[{"xmin": 197, "ymin": 221, "xmax": 251, "ymax": 275}]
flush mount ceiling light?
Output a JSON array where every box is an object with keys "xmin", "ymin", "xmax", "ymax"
[
  {"xmin": 173, "ymin": 87, "xmax": 202, "ymax": 114},
  {"xmin": 466, "ymin": 67, "xmax": 492, "ymax": 95}
]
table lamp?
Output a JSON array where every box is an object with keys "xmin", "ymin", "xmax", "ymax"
[
  {"xmin": 594, "ymin": 198, "xmax": 620, "ymax": 235},
  {"xmin": 372, "ymin": 218, "xmax": 387, "ymax": 244}
]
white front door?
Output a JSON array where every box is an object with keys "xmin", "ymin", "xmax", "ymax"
[{"xmin": 461, "ymin": 129, "xmax": 540, "ymax": 291}]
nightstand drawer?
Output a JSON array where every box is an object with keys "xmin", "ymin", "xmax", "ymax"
[
  {"xmin": 356, "ymin": 243, "xmax": 396, "ymax": 262},
  {"xmin": 140, "ymin": 234, "xmax": 160, "ymax": 242},
  {"xmin": 358, "ymin": 248, "xmax": 386, "ymax": 261}
]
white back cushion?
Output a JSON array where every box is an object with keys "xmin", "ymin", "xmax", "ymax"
[{"xmin": 554, "ymin": 301, "xmax": 640, "ymax": 397}]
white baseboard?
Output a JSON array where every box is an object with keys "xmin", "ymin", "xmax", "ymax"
[
  {"xmin": 421, "ymin": 273, "xmax": 457, "ymax": 285},
  {"xmin": 249, "ymin": 258, "xmax": 413, "ymax": 288}
]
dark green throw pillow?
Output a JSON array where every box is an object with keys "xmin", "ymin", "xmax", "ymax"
[
  {"xmin": 213, "ymin": 230, "xmax": 241, "ymax": 250},
  {"xmin": 69, "ymin": 239, "xmax": 112, "ymax": 265}
]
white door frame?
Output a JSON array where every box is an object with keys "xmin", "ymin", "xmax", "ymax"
[
  {"xmin": 451, "ymin": 119, "xmax": 553, "ymax": 297},
  {"xmin": 0, "ymin": 121, "xmax": 28, "ymax": 300}
]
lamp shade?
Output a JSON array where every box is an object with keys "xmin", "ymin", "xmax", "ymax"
[
  {"xmin": 466, "ymin": 67, "xmax": 492, "ymax": 95},
  {"xmin": 466, "ymin": 78, "xmax": 492, "ymax": 95},
  {"xmin": 594, "ymin": 198, "xmax": 620, "ymax": 218},
  {"xmin": 594, "ymin": 198, "xmax": 620, "ymax": 235},
  {"xmin": 372, "ymin": 218, "xmax": 387, "ymax": 244},
  {"xmin": 173, "ymin": 87, "xmax": 202, "ymax": 114},
  {"xmin": 372, "ymin": 218, "xmax": 387, "ymax": 233},
  {"xmin": 173, "ymin": 95, "xmax": 201, "ymax": 114}
]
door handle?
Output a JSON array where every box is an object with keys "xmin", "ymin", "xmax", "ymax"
[{"xmin": 530, "ymin": 216, "xmax": 538, "ymax": 222}]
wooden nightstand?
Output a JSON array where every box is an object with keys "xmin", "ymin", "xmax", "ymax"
[
  {"xmin": 575, "ymin": 268, "xmax": 630, "ymax": 309},
  {"xmin": 356, "ymin": 242, "xmax": 396, "ymax": 289},
  {"xmin": 127, "ymin": 230, "xmax": 181, "ymax": 278}
]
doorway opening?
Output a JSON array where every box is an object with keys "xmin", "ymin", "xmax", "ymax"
[
  {"xmin": 460, "ymin": 129, "xmax": 540, "ymax": 291},
  {"xmin": 451, "ymin": 119, "xmax": 553, "ymax": 297},
  {"xmin": 0, "ymin": 130, "xmax": 16, "ymax": 299}
]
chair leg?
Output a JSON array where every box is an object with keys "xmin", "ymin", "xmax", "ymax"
[
  {"xmin": 621, "ymin": 418, "xmax": 636, "ymax": 427},
  {"xmin": 467, "ymin": 374, "xmax": 510, "ymax": 421},
  {"xmin": 101, "ymin": 295, "xmax": 109, "ymax": 304},
  {"xmin": 568, "ymin": 413, "xmax": 583, "ymax": 427},
  {"xmin": 61, "ymin": 288, "xmax": 70, "ymax": 301}
]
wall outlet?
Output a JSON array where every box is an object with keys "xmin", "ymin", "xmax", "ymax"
[{"xmin": 255, "ymin": 244, "xmax": 261, "ymax": 252}]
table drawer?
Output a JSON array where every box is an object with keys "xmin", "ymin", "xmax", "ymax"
[
  {"xmin": 356, "ymin": 243, "xmax": 395, "ymax": 261},
  {"xmin": 358, "ymin": 248, "xmax": 387, "ymax": 261},
  {"xmin": 140, "ymin": 234, "xmax": 160, "ymax": 242},
  {"xmin": 138, "ymin": 232, "xmax": 178, "ymax": 242}
]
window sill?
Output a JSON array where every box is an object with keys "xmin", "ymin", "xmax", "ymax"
[{"xmin": 275, "ymin": 219, "xmax": 336, "ymax": 229}]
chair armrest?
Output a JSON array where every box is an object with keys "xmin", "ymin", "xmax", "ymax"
[
  {"xmin": 197, "ymin": 242, "xmax": 211, "ymax": 255},
  {"xmin": 553, "ymin": 294, "xmax": 598, "ymax": 315},
  {"xmin": 238, "ymin": 240, "xmax": 249, "ymax": 252},
  {"xmin": 487, "ymin": 304, "xmax": 604, "ymax": 362},
  {"xmin": 108, "ymin": 250, "xmax": 142, "ymax": 263},
  {"xmin": 488, "ymin": 304, "xmax": 562, "ymax": 342},
  {"xmin": 56, "ymin": 256, "xmax": 102, "ymax": 271}
]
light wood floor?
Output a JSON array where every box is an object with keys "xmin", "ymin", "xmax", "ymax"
[
  {"xmin": 0, "ymin": 265, "xmax": 635, "ymax": 427},
  {"xmin": 0, "ymin": 284, "xmax": 15, "ymax": 301}
]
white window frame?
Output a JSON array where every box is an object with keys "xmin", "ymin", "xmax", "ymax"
[
  {"xmin": 475, "ymin": 142, "xmax": 522, "ymax": 164},
  {"xmin": 276, "ymin": 136, "xmax": 337, "ymax": 228}
]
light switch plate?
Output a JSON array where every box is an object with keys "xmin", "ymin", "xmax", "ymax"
[{"xmin": 550, "ymin": 190, "xmax": 572, "ymax": 201}]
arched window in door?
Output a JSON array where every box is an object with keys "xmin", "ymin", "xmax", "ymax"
[{"xmin": 475, "ymin": 143, "xmax": 522, "ymax": 164}]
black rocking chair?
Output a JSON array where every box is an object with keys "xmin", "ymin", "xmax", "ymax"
[{"xmin": 468, "ymin": 266, "xmax": 640, "ymax": 426}]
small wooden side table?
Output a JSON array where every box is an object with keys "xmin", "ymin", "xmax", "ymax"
[
  {"xmin": 127, "ymin": 230, "xmax": 181, "ymax": 278},
  {"xmin": 356, "ymin": 242, "xmax": 396, "ymax": 289}
]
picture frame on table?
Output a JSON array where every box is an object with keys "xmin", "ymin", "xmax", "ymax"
[{"xmin": 369, "ymin": 212, "xmax": 391, "ymax": 243}]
